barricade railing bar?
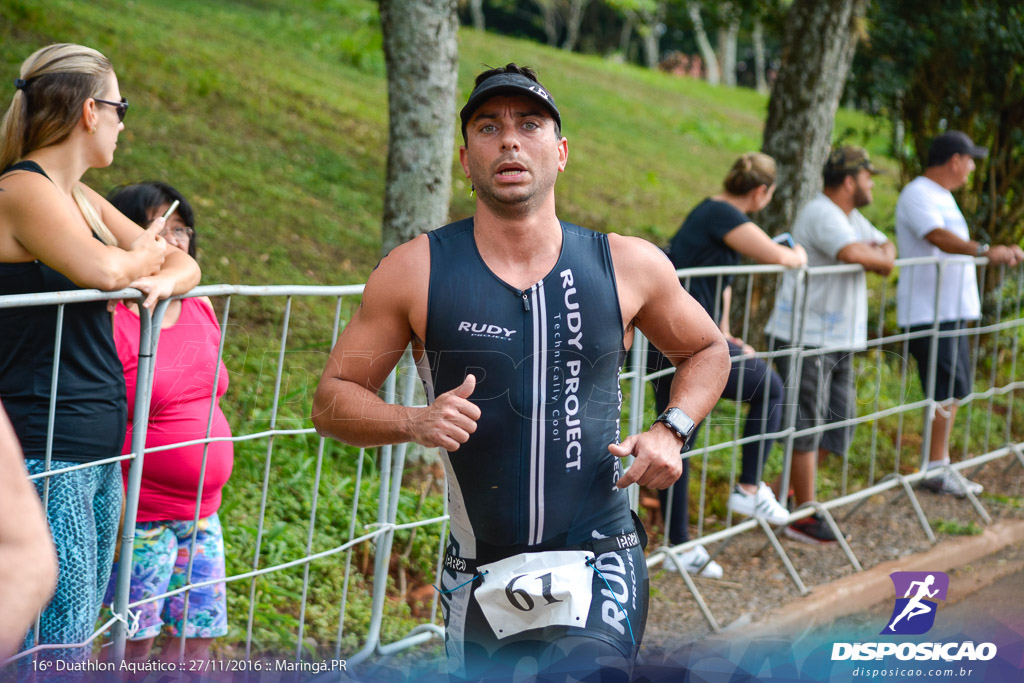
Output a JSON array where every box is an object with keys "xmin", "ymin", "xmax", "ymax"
[{"xmin": 0, "ymin": 257, "xmax": 1021, "ymax": 674}]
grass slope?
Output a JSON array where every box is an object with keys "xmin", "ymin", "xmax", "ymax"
[{"xmin": 2, "ymin": 0, "xmax": 897, "ymax": 290}]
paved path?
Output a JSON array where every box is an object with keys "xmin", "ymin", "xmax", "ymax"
[{"xmin": 636, "ymin": 522, "xmax": 1024, "ymax": 682}]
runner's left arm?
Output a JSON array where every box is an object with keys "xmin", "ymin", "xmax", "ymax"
[{"xmin": 607, "ymin": 235, "xmax": 730, "ymax": 489}]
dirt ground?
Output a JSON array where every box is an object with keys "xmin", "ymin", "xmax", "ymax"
[{"xmin": 641, "ymin": 455, "xmax": 1024, "ymax": 656}]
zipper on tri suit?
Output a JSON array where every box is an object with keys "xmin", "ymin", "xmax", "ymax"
[{"xmin": 520, "ymin": 290, "xmax": 530, "ymax": 311}]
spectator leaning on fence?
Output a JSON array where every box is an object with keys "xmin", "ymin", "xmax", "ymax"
[
  {"xmin": 647, "ymin": 152, "xmax": 806, "ymax": 570},
  {"xmin": 312, "ymin": 63, "xmax": 730, "ymax": 682},
  {"xmin": 0, "ymin": 44, "xmax": 199, "ymax": 665},
  {"xmin": 0, "ymin": 400, "xmax": 57, "ymax": 661},
  {"xmin": 895, "ymin": 131, "xmax": 1024, "ymax": 497},
  {"xmin": 101, "ymin": 182, "xmax": 232, "ymax": 665},
  {"xmin": 764, "ymin": 145, "xmax": 895, "ymax": 545}
]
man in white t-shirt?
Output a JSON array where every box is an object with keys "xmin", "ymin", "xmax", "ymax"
[
  {"xmin": 765, "ymin": 146, "xmax": 895, "ymax": 544},
  {"xmin": 895, "ymin": 130, "xmax": 1023, "ymax": 496}
]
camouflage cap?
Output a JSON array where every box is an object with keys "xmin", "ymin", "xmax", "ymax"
[{"xmin": 824, "ymin": 145, "xmax": 882, "ymax": 177}]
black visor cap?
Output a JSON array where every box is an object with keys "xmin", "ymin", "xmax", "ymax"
[{"xmin": 460, "ymin": 73, "xmax": 561, "ymax": 137}]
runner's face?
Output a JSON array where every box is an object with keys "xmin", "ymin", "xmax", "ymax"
[{"xmin": 460, "ymin": 95, "xmax": 567, "ymax": 216}]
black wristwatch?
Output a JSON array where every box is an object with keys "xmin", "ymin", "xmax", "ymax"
[{"xmin": 655, "ymin": 407, "xmax": 697, "ymax": 450}]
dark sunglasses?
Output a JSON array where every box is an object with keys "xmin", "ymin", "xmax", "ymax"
[{"xmin": 94, "ymin": 97, "xmax": 129, "ymax": 122}]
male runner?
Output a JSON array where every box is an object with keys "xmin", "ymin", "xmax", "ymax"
[{"xmin": 313, "ymin": 64, "xmax": 729, "ymax": 681}]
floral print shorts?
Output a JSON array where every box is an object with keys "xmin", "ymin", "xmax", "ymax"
[{"xmin": 106, "ymin": 512, "xmax": 228, "ymax": 639}]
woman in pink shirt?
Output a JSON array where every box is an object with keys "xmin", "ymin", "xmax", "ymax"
[{"xmin": 104, "ymin": 182, "xmax": 232, "ymax": 664}]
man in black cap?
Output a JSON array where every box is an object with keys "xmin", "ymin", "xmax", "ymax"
[
  {"xmin": 765, "ymin": 145, "xmax": 895, "ymax": 544},
  {"xmin": 313, "ymin": 63, "xmax": 730, "ymax": 680},
  {"xmin": 895, "ymin": 131, "xmax": 1023, "ymax": 496}
]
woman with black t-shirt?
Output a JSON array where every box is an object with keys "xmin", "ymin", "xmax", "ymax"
[
  {"xmin": 650, "ymin": 153, "xmax": 806, "ymax": 579},
  {"xmin": 0, "ymin": 44, "xmax": 199, "ymax": 663}
]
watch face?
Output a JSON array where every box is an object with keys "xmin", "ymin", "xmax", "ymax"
[{"xmin": 665, "ymin": 408, "xmax": 696, "ymax": 437}]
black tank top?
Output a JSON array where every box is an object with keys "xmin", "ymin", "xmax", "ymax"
[
  {"xmin": 0, "ymin": 161, "xmax": 127, "ymax": 462},
  {"xmin": 423, "ymin": 218, "xmax": 632, "ymax": 559}
]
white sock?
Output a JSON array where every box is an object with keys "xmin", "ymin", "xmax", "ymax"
[{"xmin": 926, "ymin": 458, "xmax": 950, "ymax": 470}]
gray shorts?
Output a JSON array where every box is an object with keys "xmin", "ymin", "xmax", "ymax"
[
  {"xmin": 768, "ymin": 337, "xmax": 856, "ymax": 455},
  {"xmin": 907, "ymin": 321, "xmax": 973, "ymax": 401}
]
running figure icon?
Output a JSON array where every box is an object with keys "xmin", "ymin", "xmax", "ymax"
[{"xmin": 887, "ymin": 574, "xmax": 939, "ymax": 632}]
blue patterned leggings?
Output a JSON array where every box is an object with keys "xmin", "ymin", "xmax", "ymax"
[{"xmin": 22, "ymin": 459, "xmax": 122, "ymax": 665}]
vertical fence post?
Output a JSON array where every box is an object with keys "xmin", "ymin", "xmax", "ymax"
[
  {"xmin": 245, "ymin": 296, "xmax": 293, "ymax": 659},
  {"xmin": 174, "ymin": 295, "xmax": 232, "ymax": 662},
  {"xmin": 297, "ymin": 296, "xmax": 343, "ymax": 661},
  {"xmin": 31, "ymin": 303, "xmax": 66, "ymax": 657},
  {"xmin": 1004, "ymin": 265, "xmax": 1023, "ymax": 447},
  {"xmin": 628, "ymin": 332, "xmax": 647, "ymax": 511},
  {"xmin": 347, "ymin": 364, "xmax": 399, "ymax": 667},
  {"xmin": 920, "ymin": 261, "xmax": 948, "ymax": 471},
  {"xmin": 777, "ymin": 268, "xmax": 809, "ymax": 507},
  {"xmin": 111, "ymin": 298, "xmax": 168, "ymax": 662},
  {"xmin": 980, "ymin": 264, "xmax": 1004, "ymax": 456},
  {"xmin": 867, "ymin": 278, "xmax": 888, "ymax": 485}
]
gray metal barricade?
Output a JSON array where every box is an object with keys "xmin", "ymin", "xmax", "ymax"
[
  {"xmin": 641, "ymin": 257, "xmax": 1023, "ymax": 631},
  {"xmin": 1, "ymin": 257, "xmax": 1021, "ymax": 674}
]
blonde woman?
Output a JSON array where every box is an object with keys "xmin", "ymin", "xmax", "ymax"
[
  {"xmin": 0, "ymin": 44, "xmax": 199, "ymax": 661},
  {"xmin": 648, "ymin": 153, "xmax": 806, "ymax": 576}
]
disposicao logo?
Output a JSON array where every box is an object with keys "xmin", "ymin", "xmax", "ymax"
[
  {"xmin": 883, "ymin": 571, "xmax": 948, "ymax": 635},
  {"xmin": 831, "ymin": 570, "xmax": 998, "ymax": 663}
]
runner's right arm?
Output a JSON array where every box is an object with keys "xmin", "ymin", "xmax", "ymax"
[
  {"xmin": 311, "ymin": 236, "xmax": 480, "ymax": 450},
  {"xmin": 0, "ymin": 402, "xmax": 57, "ymax": 659}
]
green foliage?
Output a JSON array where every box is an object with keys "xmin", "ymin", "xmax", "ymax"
[
  {"xmin": 0, "ymin": 0, "xmax": 897, "ymax": 275},
  {"xmin": 930, "ymin": 519, "xmax": 983, "ymax": 536},
  {"xmin": 849, "ymin": 0, "xmax": 1024, "ymax": 248},
  {"xmin": 982, "ymin": 492, "xmax": 1023, "ymax": 509}
]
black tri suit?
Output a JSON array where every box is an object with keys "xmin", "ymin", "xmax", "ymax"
[{"xmin": 421, "ymin": 218, "xmax": 649, "ymax": 681}]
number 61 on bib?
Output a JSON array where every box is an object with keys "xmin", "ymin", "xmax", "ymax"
[{"xmin": 474, "ymin": 550, "xmax": 594, "ymax": 639}]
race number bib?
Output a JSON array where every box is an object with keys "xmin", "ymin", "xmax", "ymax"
[{"xmin": 474, "ymin": 550, "xmax": 594, "ymax": 639}]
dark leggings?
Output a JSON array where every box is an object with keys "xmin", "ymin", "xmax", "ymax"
[{"xmin": 649, "ymin": 341, "xmax": 784, "ymax": 544}]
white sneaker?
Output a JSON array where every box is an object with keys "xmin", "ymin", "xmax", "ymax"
[
  {"xmin": 922, "ymin": 468, "xmax": 984, "ymax": 497},
  {"xmin": 665, "ymin": 544, "xmax": 724, "ymax": 579},
  {"xmin": 727, "ymin": 482, "xmax": 790, "ymax": 525}
]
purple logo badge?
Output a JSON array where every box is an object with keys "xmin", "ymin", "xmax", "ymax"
[{"xmin": 882, "ymin": 571, "xmax": 949, "ymax": 635}]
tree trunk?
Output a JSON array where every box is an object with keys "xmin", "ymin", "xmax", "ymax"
[
  {"xmin": 380, "ymin": 0, "xmax": 459, "ymax": 254},
  {"xmin": 687, "ymin": 1, "xmax": 720, "ymax": 85},
  {"xmin": 741, "ymin": 0, "xmax": 867, "ymax": 333},
  {"xmin": 562, "ymin": 0, "xmax": 590, "ymax": 51},
  {"xmin": 469, "ymin": 0, "xmax": 484, "ymax": 31},
  {"xmin": 760, "ymin": 0, "xmax": 868, "ymax": 237},
  {"xmin": 641, "ymin": 25, "xmax": 659, "ymax": 69},
  {"xmin": 637, "ymin": 3, "xmax": 666, "ymax": 69},
  {"xmin": 534, "ymin": 0, "xmax": 561, "ymax": 46},
  {"xmin": 717, "ymin": 5, "xmax": 739, "ymax": 87},
  {"xmin": 752, "ymin": 18, "xmax": 768, "ymax": 94},
  {"xmin": 618, "ymin": 10, "xmax": 635, "ymax": 57}
]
